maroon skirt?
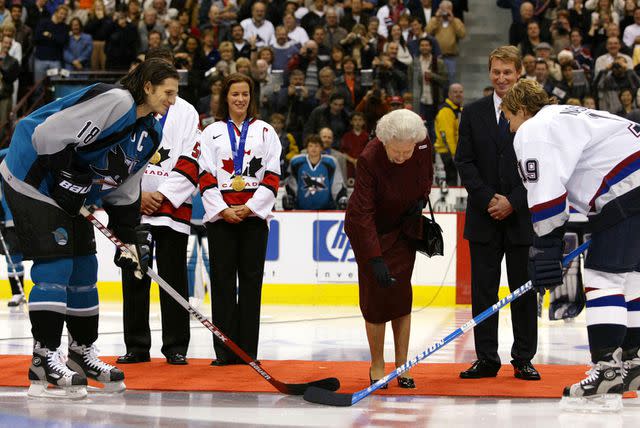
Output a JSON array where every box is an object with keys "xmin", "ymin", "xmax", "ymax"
[{"xmin": 357, "ymin": 229, "xmax": 417, "ymax": 323}]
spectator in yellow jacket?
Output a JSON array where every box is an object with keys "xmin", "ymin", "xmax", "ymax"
[{"xmin": 434, "ymin": 82, "xmax": 463, "ymax": 185}]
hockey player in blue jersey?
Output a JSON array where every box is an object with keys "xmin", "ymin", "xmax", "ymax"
[
  {"xmin": 502, "ymin": 79, "xmax": 640, "ymax": 411},
  {"xmin": 0, "ymin": 58, "xmax": 180, "ymax": 399},
  {"xmin": 283, "ymin": 134, "xmax": 348, "ymax": 210}
]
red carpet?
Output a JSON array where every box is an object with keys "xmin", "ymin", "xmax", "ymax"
[{"xmin": 0, "ymin": 355, "xmax": 636, "ymax": 398}]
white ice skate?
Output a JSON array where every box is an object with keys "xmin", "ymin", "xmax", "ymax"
[
  {"xmin": 67, "ymin": 341, "xmax": 126, "ymax": 393},
  {"xmin": 7, "ymin": 294, "xmax": 26, "ymax": 307},
  {"xmin": 28, "ymin": 345, "xmax": 88, "ymax": 400},
  {"xmin": 560, "ymin": 348, "xmax": 623, "ymax": 412}
]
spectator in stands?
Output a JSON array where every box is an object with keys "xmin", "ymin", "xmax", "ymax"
[
  {"xmin": 218, "ymin": 40, "xmax": 237, "ymax": 73},
  {"xmin": 105, "ymin": 11, "xmax": 138, "ymax": 70},
  {"xmin": 26, "ymin": 0, "xmax": 49, "ymax": 32},
  {"xmin": 271, "ymin": 112, "xmax": 299, "ymax": 176},
  {"xmin": 340, "ymin": 23, "xmax": 375, "ymax": 68},
  {"xmin": 138, "ymin": 8, "xmax": 164, "ymax": 54},
  {"xmin": 375, "ymin": 0, "xmax": 406, "ymax": 39},
  {"xmin": 284, "ymin": 133, "xmax": 348, "ymax": 210},
  {"xmin": 272, "ymin": 69, "xmax": 314, "ymax": 143},
  {"xmin": 510, "ymin": 2, "xmax": 534, "ymax": 47},
  {"xmin": 569, "ymin": 28, "xmax": 593, "ymax": 76},
  {"xmin": 616, "ymin": 86, "xmax": 640, "ymax": 116},
  {"xmin": 8, "ymin": 4, "xmax": 32, "ymax": 61},
  {"xmin": 163, "ymin": 19, "xmax": 183, "ymax": 52},
  {"xmin": 590, "ymin": 0, "xmax": 621, "ymax": 25},
  {"xmin": 597, "ymin": 55, "xmax": 640, "ymax": 112},
  {"xmin": 63, "ymin": 17, "xmax": 92, "ymax": 71},
  {"xmin": 149, "ymin": 0, "xmax": 176, "ymax": 27},
  {"xmin": 370, "ymin": 49, "xmax": 403, "ymax": 97},
  {"xmin": 534, "ymin": 41, "xmax": 562, "ymax": 80},
  {"xmin": 241, "ymin": 1, "xmax": 274, "ymax": 48},
  {"xmin": 229, "ymin": 23, "xmax": 251, "ymax": 59},
  {"xmin": 270, "ymin": 25, "xmax": 300, "ymax": 70},
  {"xmin": 426, "ymin": 0, "xmax": 465, "ymax": 82},
  {"xmin": 518, "ymin": 20, "xmax": 544, "ymax": 56},
  {"xmin": 340, "ymin": 111, "xmax": 369, "ymax": 181},
  {"xmin": 288, "ymin": 39, "xmax": 328, "ymax": 94},
  {"xmin": 410, "ymin": 37, "xmax": 447, "ymax": 141},
  {"xmin": 521, "ymin": 53, "xmax": 536, "ymax": 79},
  {"xmin": 181, "ymin": 35, "xmax": 207, "ymax": 72},
  {"xmin": 594, "ymin": 35, "xmax": 633, "ymax": 74},
  {"xmin": 550, "ymin": 10, "xmax": 572, "ymax": 53},
  {"xmin": 199, "ymin": 5, "xmax": 229, "ymax": 49},
  {"xmin": 323, "ymin": 6, "xmax": 347, "ymax": 50},
  {"xmin": 282, "ymin": 12, "xmax": 308, "ymax": 46},
  {"xmin": 33, "ymin": 4, "xmax": 68, "ymax": 84},
  {"xmin": 356, "ymin": 86, "xmax": 389, "ymax": 132},
  {"xmin": 384, "ymin": 24, "xmax": 412, "ymax": 66},
  {"xmin": 341, "ymin": 0, "xmax": 370, "ymax": 32},
  {"xmin": 409, "ymin": 0, "xmax": 434, "ymax": 27},
  {"xmin": 304, "ymin": 92, "xmax": 351, "ymax": 142},
  {"xmin": 177, "ymin": 9, "xmax": 199, "ymax": 41},
  {"xmin": 199, "ymin": 29, "xmax": 221, "ymax": 71},
  {"xmin": 329, "ymin": 45, "xmax": 345, "ymax": 75},
  {"xmin": 2, "ymin": 22, "xmax": 21, "ymax": 106},
  {"xmin": 0, "ymin": 35, "xmax": 19, "ymax": 127},
  {"xmin": 317, "ymin": 126, "xmax": 348, "ymax": 177},
  {"xmin": 335, "ymin": 56, "xmax": 366, "ymax": 108},
  {"xmin": 301, "ymin": 0, "xmax": 327, "ymax": 36},
  {"xmin": 366, "ymin": 17, "xmax": 386, "ymax": 54},
  {"xmin": 314, "ymin": 65, "xmax": 338, "ymax": 106},
  {"xmin": 556, "ymin": 62, "xmax": 590, "ymax": 102},
  {"xmin": 85, "ymin": 1, "xmax": 110, "ymax": 70},
  {"xmin": 589, "ymin": 19, "xmax": 619, "ymax": 59},
  {"xmin": 199, "ymin": 92, "xmax": 219, "ymax": 127},
  {"xmin": 434, "ymin": 82, "xmax": 463, "ymax": 186},
  {"xmin": 534, "ymin": 58, "xmax": 560, "ymax": 98},
  {"xmin": 311, "ymin": 25, "xmax": 331, "ymax": 62},
  {"xmin": 622, "ymin": 7, "xmax": 640, "ymax": 49}
]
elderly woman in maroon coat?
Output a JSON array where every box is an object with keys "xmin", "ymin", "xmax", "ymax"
[{"xmin": 345, "ymin": 109, "xmax": 433, "ymax": 389}]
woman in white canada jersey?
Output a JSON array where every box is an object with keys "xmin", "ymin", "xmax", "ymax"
[
  {"xmin": 501, "ymin": 79, "xmax": 640, "ymax": 409},
  {"xmin": 197, "ymin": 73, "xmax": 281, "ymax": 365}
]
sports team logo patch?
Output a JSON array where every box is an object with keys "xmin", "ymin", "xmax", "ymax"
[{"xmin": 52, "ymin": 227, "xmax": 68, "ymax": 246}]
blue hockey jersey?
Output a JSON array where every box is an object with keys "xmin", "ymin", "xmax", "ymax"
[
  {"xmin": 0, "ymin": 83, "xmax": 162, "ymax": 209},
  {"xmin": 286, "ymin": 154, "xmax": 346, "ymax": 210}
]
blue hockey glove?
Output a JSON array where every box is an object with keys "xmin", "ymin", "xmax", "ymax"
[
  {"xmin": 114, "ymin": 225, "xmax": 151, "ymax": 280},
  {"xmin": 528, "ymin": 233, "xmax": 564, "ymax": 290},
  {"xmin": 51, "ymin": 169, "xmax": 92, "ymax": 216},
  {"xmin": 369, "ymin": 257, "xmax": 397, "ymax": 288}
]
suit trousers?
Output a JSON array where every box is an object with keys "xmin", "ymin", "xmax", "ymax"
[
  {"xmin": 469, "ymin": 230, "xmax": 538, "ymax": 365},
  {"xmin": 207, "ymin": 217, "xmax": 269, "ymax": 361},
  {"xmin": 121, "ymin": 225, "xmax": 190, "ymax": 357}
]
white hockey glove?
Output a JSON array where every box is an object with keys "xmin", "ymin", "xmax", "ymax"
[{"xmin": 114, "ymin": 225, "xmax": 151, "ymax": 280}]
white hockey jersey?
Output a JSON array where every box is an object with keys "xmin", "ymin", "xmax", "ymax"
[
  {"xmin": 141, "ymin": 97, "xmax": 200, "ymax": 235},
  {"xmin": 513, "ymin": 104, "xmax": 640, "ymax": 236},
  {"xmin": 160, "ymin": 118, "xmax": 281, "ymax": 223}
]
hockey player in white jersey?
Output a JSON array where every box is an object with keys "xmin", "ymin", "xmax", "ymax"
[{"xmin": 501, "ymin": 79, "xmax": 640, "ymax": 411}]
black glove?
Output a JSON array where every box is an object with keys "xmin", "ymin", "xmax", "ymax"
[
  {"xmin": 114, "ymin": 225, "xmax": 152, "ymax": 280},
  {"xmin": 369, "ymin": 257, "xmax": 397, "ymax": 288},
  {"xmin": 528, "ymin": 233, "xmax": 564, "ymax": 290},
  {"xmin": 51, "ymin": 169, "xmax": 92, "ymax": 216},
  {"xmin": 282, "ymin": 194, "xmax": 296, "ymax": 210}
]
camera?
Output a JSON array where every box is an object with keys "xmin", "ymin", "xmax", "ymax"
[
  {"xmin": 612, "ymin": 62, "xmax": 623, "ymax": 71},
  {"xmin": 295, "ymin": 86, "xmax": 303, "ymax": 96}
]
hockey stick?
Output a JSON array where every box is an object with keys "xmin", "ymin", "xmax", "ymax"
[
  {"xmin": 304, "ymin": 240, "xmax": 592, "ymax": 406},
  {"xmin": 80, "ymin": 207, "xmax": 340, "ymax": 395},
  {"xmin": 0, "ymin": 225, "xmax": 25, "ymax": 297}
]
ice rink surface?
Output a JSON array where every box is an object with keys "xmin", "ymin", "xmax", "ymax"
[{"xmin": 0, "ymin": 302, "xmax": 638, "ymax": 427}]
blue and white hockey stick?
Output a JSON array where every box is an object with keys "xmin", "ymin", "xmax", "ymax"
[{"xmin": 304, "ymin": 240, "xmax": 592, "ymax": 406}]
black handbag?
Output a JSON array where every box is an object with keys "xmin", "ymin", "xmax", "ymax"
[{"xmin": 417, "ymin": 198, "xmax": 444, "ymax": 258}]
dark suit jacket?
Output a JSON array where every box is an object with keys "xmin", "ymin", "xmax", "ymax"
[{"xmin": 454, "ymin": 95, "xmax": 533, "ymax": 245}]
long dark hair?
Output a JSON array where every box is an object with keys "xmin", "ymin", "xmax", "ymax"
[
  {"xmin": 120, "ymin": 58, "xmax": 179, "ymax": 105},
  {"xmin": 216, "ymin": 73, "xmax": 258, "ymax": 121}
]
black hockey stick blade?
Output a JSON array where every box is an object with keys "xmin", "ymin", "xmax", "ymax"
[
  {"xmin": 304, "ymin": 386, "xmax": 354, "ymax": 406},
  {"xmin": 274, "ymin": 377, "xmax": 341, "ymax": 395}
]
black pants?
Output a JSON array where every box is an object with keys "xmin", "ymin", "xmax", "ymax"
[
  {"xmin": 469, "ymin": 232, "xmax": 537, "ymax": 365},
  {"xmin": 121, "ymin": 225, "xmax": 190, "ymax": 357},
  {"xmin": 207, "ymin": 217, "xmax": 269, "ymax": 361}
]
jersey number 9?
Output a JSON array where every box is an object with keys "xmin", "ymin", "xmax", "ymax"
[{"xmin": 518, "ymin": 159, "xmax": 539, "ymax": 183}]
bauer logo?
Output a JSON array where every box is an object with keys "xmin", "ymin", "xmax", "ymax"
[
  {"xmin": 312, "ymin": 220, "xmax": 355, "ymax": 262},
  {"xmin": 265, "ymin": 220, "xmax": 279, "ymax": 261}
]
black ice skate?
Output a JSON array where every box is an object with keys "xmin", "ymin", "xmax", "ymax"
[
  {"xmin": 623, "ymin": 347, "xmax": 640, "ymax": 393},
  {"xmin": 560, "ymin": 348, "xmax": 623, "ymax": 412},
  {"xmin": 67, "ymin": 341, "xmax": 126, "ymax": 393},
  {"xmin": 28, "ymin": 344, "xmax": 87, "ymax": 399}
]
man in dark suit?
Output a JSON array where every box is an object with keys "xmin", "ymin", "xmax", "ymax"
[{"xmin": 454, "ymin": 45, "xmax": 539, "ymax": 381}]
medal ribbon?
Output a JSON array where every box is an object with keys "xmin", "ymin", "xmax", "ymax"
[{"xmin": 227, "ymin": 118, "xmax": 250, "ymax": 176}]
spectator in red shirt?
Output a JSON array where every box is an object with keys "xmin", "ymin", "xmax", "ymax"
[{"xmin": 340, "ymin": 111, "xmax": 369, "ymax": 182}]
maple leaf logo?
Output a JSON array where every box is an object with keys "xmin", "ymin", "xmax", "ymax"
[{"xmin": 221, "ymin": 157, "xmax": 235, "ymax": 174}]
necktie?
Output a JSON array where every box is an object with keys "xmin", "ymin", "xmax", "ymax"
[{"xmin": 498, "ymin": 111, "xmax": 510, "ymax": 139}]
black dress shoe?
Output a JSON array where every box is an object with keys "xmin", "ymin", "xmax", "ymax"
[
  {"xmin": 116, "ymin": 352, "xmax": 151, "ymax": 364},
  {"xmin": 459, "ymin": 360, "xmax": 500, "ymax": 379},
  {"xmin": 369, "ymin": 369, "xmax": 388, "ymax": 389},
  {"xmin": 166, "ymin": 353, "xmax": 188, "ymax": 365},
  {"xmin": 511, "ymin": 360, "xmax": 541, "ymax": 380},
  {"xmin": 397, "ymin": 377, "xmax": 416, "ymax": 389}
]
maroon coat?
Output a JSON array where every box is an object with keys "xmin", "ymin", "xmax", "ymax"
[{"xmin": 345, "ymin": 138, "xmax": 433, "ymax": 323}]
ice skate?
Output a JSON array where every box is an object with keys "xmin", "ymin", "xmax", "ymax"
[
  {"xmin": 28, "ymin": 344, "xmax": 87, "ymax": 400},
  {"xmin": 7, "ymin": 293, "xmax": 26, "ymax": 307},
  {"xmin": 67, "ymin": 341, "xmax": 126, "ymax": 393},
  {"xmin": 560, "ymin": 348, "xmax": 623, "ymax": 412}
]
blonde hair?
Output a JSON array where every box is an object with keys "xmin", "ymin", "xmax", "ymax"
[
  {"xmin": 488, "ymin": 45, "xmax": 522, "ymax": 72},
  {"xmin": 501, "ymin": 79, "xmax": 551, "ymax": 116}
]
